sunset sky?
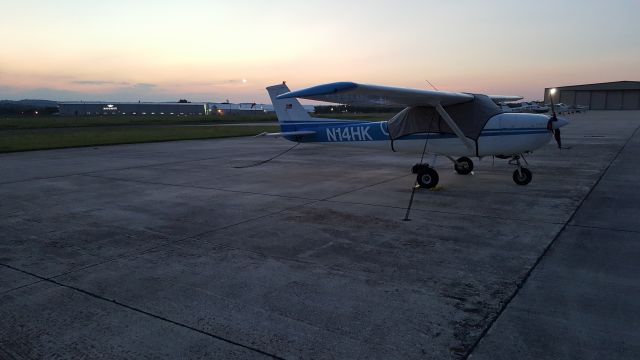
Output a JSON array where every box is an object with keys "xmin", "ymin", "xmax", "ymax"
[{"xmin": 1, "ymin": 0, "xmax": 639, "ymax": 102}]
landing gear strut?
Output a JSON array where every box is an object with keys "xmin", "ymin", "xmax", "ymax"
[
  {"xmin": 412, "ymin": 163, "xmax": 439, "ymax": 189},
  {"xmin": 510, "ymin": 155, "xmax": 532, "ymax": 185}
]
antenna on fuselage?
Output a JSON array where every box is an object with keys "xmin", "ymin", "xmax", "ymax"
[{"xmin": 425, "ymin": 80, "xmax": 439, "ymax": 91}]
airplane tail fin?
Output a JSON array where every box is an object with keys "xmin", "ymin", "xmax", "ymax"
[{"xmin": 267, "ymin": 83, "xmax": 314, "ymax": 130}]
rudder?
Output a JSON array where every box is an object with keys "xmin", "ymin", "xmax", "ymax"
[{"xmin": 266, "ymin": 83, "xmax": 313, "ymax": 128}]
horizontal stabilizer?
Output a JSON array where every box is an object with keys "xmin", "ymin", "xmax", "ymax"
[{"xmin": 257, "ymin": 130, "xmax": 316, "ymax": 138}]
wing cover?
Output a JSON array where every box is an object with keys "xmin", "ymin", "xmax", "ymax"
[
  {"xmin": 387, "ymin": 94, "xmax": 501, "ymax": 141},
  {"xmin": 277, "ymin": 82, "xmax": 474, "ymax": 107}
]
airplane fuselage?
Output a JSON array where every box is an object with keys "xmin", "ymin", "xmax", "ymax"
[{"xmin": 281, "ymin": 112, "xmax": 555, "ymax": 157}]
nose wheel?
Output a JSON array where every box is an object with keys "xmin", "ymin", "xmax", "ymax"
[
  {"xmin": 509, "ymin": 155, "xmax": 532, "ymax": 185},
  {"xmin": 513, "ymin": 168, "xmax": 532, "ymax": 185}
]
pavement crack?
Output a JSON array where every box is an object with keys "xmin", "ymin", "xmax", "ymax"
[
  {"xmin": 568, "ymin": 224, "xmax": 640, "ymax": 234},
  {"xmin": 0, "ymin": 263, "xmax": 286, "ymax": 360},
  {"xmin": 42, "ymin": 198, "xmax": 319, "ymax": 283},
  {"xmin": 0, "ymin": 279, "xmax": 46, "ymax": 296}
]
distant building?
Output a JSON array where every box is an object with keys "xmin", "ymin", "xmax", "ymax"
[
  {"xmin": 57, "ymin": 100, "xmax": 315, "ymax": 116},
  {"xmin": 208, "ymin": 102, "xmax": 267, "ymax": 115},
  {"xmin": 58, "ymin": 102, "xmax": 207, "ymax": 116},
  {"xmin": 544, "ymin": 81, "xmax": 640, "ymax": 110},
  {"xmin": 208, "ymin": 103, "xmax": 313, "ymax": 115}
]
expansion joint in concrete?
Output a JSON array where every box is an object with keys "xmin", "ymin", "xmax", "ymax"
[
  {"xmin": 568, "ymin": 224, "xmax": 640, "ymax": 235},
  {"xmin": 464, "ymin": 123, "xmax": 640, "ymax": 359}
]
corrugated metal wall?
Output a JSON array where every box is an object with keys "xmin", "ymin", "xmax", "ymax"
[
  {"xmin": 545, "ymin": 83, "xmax": 640, "ymax": 110},
  {"xmin": 575, "ymin": 91, "xmax": 591, "ymax": 107},
  {"xmin": 607, "ymin": 91, "xmax": 623, "ymax": 109},
  {"xmin": 555, "ymin": 90, "xmax": 640, "ymax": 110},
  {"xmin": 559, "ymin": 91, "xmax": 575, "ymax": 105},
  {"xmin": 623, "ymin": 91, "xmax": 640, "ymax": 110},
  {"xmin": 591, "ymin": 92, "xmax": 607, "ymax": 109}
]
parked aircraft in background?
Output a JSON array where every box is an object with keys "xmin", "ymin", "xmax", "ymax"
[
  {"xmin": 550, "ymin": 102, "xmax": 571, "ymax": 114},
  {"xmin": 500, "ymin": 102, "xmax": 550, "ymax": 114},
  {"xmin": 265, "ymin": 82, "xmax": 569, "ymax": 188},
  {"xmin": 569, "ymin": 104, "xmax": 589, "ymax": 113},
  {"xmin": 544, "ymin": 102, "xmax": 589, "ymax": 114}
]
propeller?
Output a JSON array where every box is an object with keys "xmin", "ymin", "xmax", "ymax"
[
  {"xmin": 553, "ymin": 127, "xmax": 562, "ymax": 148},
  {"xmin": 547, "ymin": 116, "xmax": 562, "ymax": 149},
  {"xmin": 547, "ymin": 89, "xmax": 562, "ymax": 149}
]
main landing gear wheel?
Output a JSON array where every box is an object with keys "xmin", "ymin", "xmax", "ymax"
[
  {"xmin": 416, "ymin": 167, "xmax": 439, "ymax": 189},
  {"xmin": 454, "ymin": 157, "xmax": 474, "ymax": 175},
  {"xmin": 513, "ymin": 168, "xmax": 532, "ymax": 185}
]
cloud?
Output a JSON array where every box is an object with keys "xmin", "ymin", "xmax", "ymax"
[
  {"xmin": 0, "ymin": 81, "xmax": 261, "ymax": 103},
  {"xmin": 185, "ymin": 79, "xmax": 247, "ymax": 87},
  {"xmin": 0, "ymin": 84, "xmax": 145, "ymax": 101},
  {"xmin": 71, "ymin": 81, "xmax": 157, "ymax": 89},
  {"xmin": 72, "ymin": 80, "xmax": 131, "ymax": 86},
  {"xmin": 133, "ymin": 83, "xmax": 156, "ymax": 88},
  {"xmin": 0, "ymin": 86, "xmax": 89, "ymax": 101}
]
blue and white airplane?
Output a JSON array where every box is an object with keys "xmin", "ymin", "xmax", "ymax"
[{"xmin": 265, "ymin": 82, "xmax": 569, "ymax": 188}]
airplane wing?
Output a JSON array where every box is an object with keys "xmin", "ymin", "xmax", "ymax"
[
  {"xmin": 277, "ymin": 82, "xmax": 474, "ymax": 107},
  {"xmin": 488, "ymin": 95, "xmax": 523, "ymax": 103}
]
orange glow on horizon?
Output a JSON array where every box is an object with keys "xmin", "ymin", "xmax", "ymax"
[{"xmin": 1, "ymin": 1, "xmax": 638, "ymax": 102}]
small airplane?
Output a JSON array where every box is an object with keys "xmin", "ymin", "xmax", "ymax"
[
  {"xmin": 499, "ymin": 101, "xmax": 550, "ymax": 114},
  {"xmin": 264, "ymin": 82, "xmax": 569, "ymax": 188},
  {"xmin": 547, "ymin": 102, "xmax": 571, "ymax": 114}
]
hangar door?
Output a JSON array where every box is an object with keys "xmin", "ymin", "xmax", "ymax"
[
  {"xmin": 623, "ymin": 91, "xmax": 640, "ymax": 110},
  {"xmin": 559, "ymin": 91, "xmax": 575, "ymax": 105},
  {"xmin": 591, "ymin": 91, "xmax": 607, "ymax": 110},
  {"xmin": 575, "ymin": 91, "xmax": 591, "ymax": 108},
  {"xmin": 606, "ymin": 91, "xmax": 623, "ymax": 110}
]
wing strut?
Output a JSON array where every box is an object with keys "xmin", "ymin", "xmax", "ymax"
[{"xmin": 435, "ymin": 103, "xmax": 476, "ymax": 154}]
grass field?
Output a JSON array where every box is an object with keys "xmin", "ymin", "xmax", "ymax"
[
  {"xmin": 0, "ymin": 113, "xmax": 392, "ymax": 153},
  {"xmin": 0, "ymin": 125, "xmax": 279, "ymax": 153},
  {"xmin": 0, "ymin": 114, "xmax": 277, "ymax": 130},
  {"xmin": 0, "ymin": 114, "xmax": 280, "ymax": 153}
]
